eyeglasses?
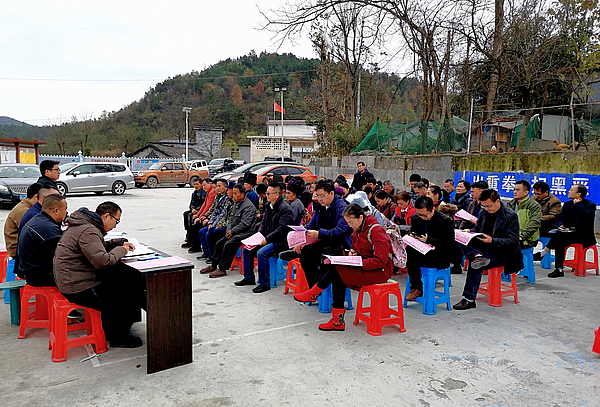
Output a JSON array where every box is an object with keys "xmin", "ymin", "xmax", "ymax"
[
  {"xmin": 50, "ymin": 167, "xmax": 60, "ymax": 172},
  {"xmin": 314, "ymin": 193, "xmax": 329, "ymax": 199},
  {"xmin": 416, "ymin": 212, "xmax": 431, "ymax": 218},
  {"xmin": 481, "ymin": 204, "xmax": 495, "ymax": 210},
  {"xmin": 110, "ymin": 214, "xmax": 121, "ymax": 224}
]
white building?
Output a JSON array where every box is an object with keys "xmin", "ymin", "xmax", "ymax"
[{"xmin": 248, "ymin": 120, "xmax": 318, "ymax": 162}]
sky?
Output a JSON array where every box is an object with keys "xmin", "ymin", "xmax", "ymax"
[{"xmin": 0, "ymin": 0, "xmax": 316, "ymax": 126}]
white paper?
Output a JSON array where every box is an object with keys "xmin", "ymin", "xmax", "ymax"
[
  {"xmin": 454, "ymin": 230, "xmax": 484, "ymax": 246},
  {"xmin": 455, "ymin": 209, "xmax": 477, "ymax": 222},
  {"xmin": 241, "ymin": 232, "xmax": 265, "ymax": 250},
  {"xmin": 325, "ymin": 255, "xmax": 363, "ymax": 267},
  {"xmin": 403, "ymin": 235, "xmax": 435, "ymax": 255}
]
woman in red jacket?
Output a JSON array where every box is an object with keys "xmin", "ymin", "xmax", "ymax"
[
  {"xmin": 294, "ymin": 203, "xmax": 393, "ymax": 331},
  {"xmin": 394, "ymin": 191, "xmax": 416, "ymax": 225}
]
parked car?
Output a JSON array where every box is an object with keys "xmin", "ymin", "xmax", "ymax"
[
  {"xmin": 56, "ymin": 162, "xmax": 135, "ymax": 197},
  {"xmin": 218, "ymin": 161, "xmax": 277, "ymax": 181},
  {"xmin": 186, "ymin": 160, "xmax": 208, "ymax": 172},
  {"xmin": 207, "ymin": 158, "xmax": 246, "ymax": 174},
  {"xmin": 133, "ymin": 162, "xmax": 209, "ymax": 188},
  {"xmin": 264, "ymin": 156, "xmax": 296, "ymax": 162},
  {"xmin": 229, "ymin": 164, "xmax": 317, "ymax": 184},
  {"xmin": 0, "ymin": 163, "xmax": 40, "ymax": 208}
]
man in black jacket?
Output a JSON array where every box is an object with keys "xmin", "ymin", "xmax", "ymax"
[
  {"xmin": 533, "ymin": 184, "xmax": 596, "ymax": 278},
  {"xmin": 405, "ymin": 196, "xmax": 455, "ymax": 301},
  {"xmin": 182, "ymin": 177, "xmax": 206, "ymax": 248},
  {"xmin": 236, "ymin": 182, "xmax": 294, "ymax": 293},
  {"xmin": 17, "ymin": 194, "xmax": 67, "ymax": 286},
  {"xmin": 454, "ymin": 189, "xmax": 523, "ymax": 310},
  {"xmin": 350, "ymin": 161, "xmax": 373, "ymax": 191},
  {"xmin": 36, "ymin": 160, "xmax": 60, "ymax": 189}
]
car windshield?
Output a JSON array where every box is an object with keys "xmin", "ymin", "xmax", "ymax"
[
  {"xmin": 148, "ymin": 163, "xmax": 162, "ymax": 170},
  {"xmin": 0, "ymin": 165, "xmax": 39, "ymax": 178},
  {"xmin": 59, "ymin": 162, "xmax": 78, "ymax": 172},
  {"xmin": 209, "ymin": 159, "xmax": 225, "ymax": 165},
  {"xmin": 231, "ymin": 162, "xmax": 269, "ymax": 174}
]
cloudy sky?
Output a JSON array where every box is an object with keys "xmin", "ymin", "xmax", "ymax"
[{"xmin": 0, "ymin": 0, "xmax": 315, "ymax": 125}]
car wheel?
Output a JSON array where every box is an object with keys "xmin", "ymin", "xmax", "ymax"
[
  {"xmin": 189, "ymin": 177, "xmax": 199, "ymax": 188},
  {"xmin": 146, "ymin": 177, "xmax": 158, "ymax": 189},
  {"xmin": 112, "ymin": 181, "xmax": 126, "ymax": 195},
  {"xmin": 56, "ymin": 182, "xmax": 68, "ymax": 197},
  {"xmin": 177, "ymin": 183, "xmax": 185, "ymax": 188},
  {"xmin": 94, "ymin": 191, "xmax": 104, "ymax": 195}
]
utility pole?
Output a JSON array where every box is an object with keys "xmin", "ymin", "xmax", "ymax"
[
  {"xmin": 182, "ymin": 107, "xmax": 192, "ymax": 161},
  {"xmin": 274, "ymin": 87, "xmax": 287, "ymax": 160}
]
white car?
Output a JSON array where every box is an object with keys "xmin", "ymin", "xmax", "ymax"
[{"xmin": 56, "ymin": 162, "xmax": 135, "ymax": 196}]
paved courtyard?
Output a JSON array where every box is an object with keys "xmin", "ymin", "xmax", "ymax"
[{"xmin": 0, "ymin": 187, "xmax": 599, "ymax": 406}]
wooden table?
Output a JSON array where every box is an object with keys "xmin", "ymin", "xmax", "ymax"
[{"xmin": 123, "ymin": 249, "xmax": 194, "ymax": 374}]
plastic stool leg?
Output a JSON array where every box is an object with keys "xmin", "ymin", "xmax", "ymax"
[
  {"xmin": 345, "ymin": 287, "xmax": 354, "ymax": 310},
  {"xmin": 319, "ymin": 285, "xmax": 332, "ymax": 313}
]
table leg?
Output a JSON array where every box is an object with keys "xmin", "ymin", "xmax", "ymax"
[
  {"xmin": 145, "ymin": 268, "xmax": 192, "ymax": 374},
  {"xmin": 9, "ymin": 288, "xmax": 21, "ymax": 326}
]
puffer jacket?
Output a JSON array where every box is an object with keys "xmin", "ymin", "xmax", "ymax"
[
  {"xmin": 54, "ymin": 208, "xmax": 128, "ymax": 294},
  {"xmin": 507, "ymin": 195, "xmax": 542, "ymax": 247}
]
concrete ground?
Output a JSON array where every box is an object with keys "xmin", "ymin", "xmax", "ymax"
[{"xmin": 0, "ymin": 187, "xmax": 599, "ymax": 407}]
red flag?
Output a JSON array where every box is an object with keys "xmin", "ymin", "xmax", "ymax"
[{"xmin": 274, "ymin": 100, "xmax": 285, "ymax": 115}]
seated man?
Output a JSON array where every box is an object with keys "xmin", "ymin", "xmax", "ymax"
[
  {"xmin": 458, "ymin": 180, "xmax": 488, "ymax": 229},
  {"xmin": 412, "ymin": 182, "xmax": 428, "ymax": 200},
  {"xmin": 454, "ymin": 189, "xmax": 523, "ymax": 310},
  {"xmin": 507, "ymin": 180, "xmax": 541, "ymax": 249},
  {"xmin": 200, "ymin": 184, "xmax": 257, "ymax": 278},
  {"xmin": 533, "ymin": 184, "xmax": 596, "ymax": 278},
  {"xmin": 187, "ymin": 178, "xmax": 215, "ymax": 253},
  {"xmin": 532, "ymin": 181, "xmax": 562, "ymax": 237},
  {"xmin": 236, "ymin": 182, "xmax": 293, "ymax": 293},
  {"xmin": 18, "ymin": 187, "xmax": 60, "ymax": 235},
  {"xmin": 181, "ymin": 177, "xmax": 206, "ymax": 248},
  {"xmin": 4, "ymin": 182, "xmax": 40, "ymax": 259},
  {"xmin": 37, "ymin": 159, "xmax": 60, "ymax": 189},
  {"xmin": 17, "ymin": 194, "xmax": 67, "ymax": 287},
  {"xmin": 382, "ymin": 180, "xmax": 397, "ymax": 199},
  {"xmin": 54, "ymin": 202, "xmax": 144, "ymax": 348},
  {"xmin": 405, "ymin": 196, "xmax": 455, "ymax": 301},
  {"xmin": 198, "ymin": 179, "xmax": 232, "ymax": 260},
  {"xmin": 408, "ymin": 173, "xmax": 422, "ymax": 203},
  {"xmin": 292, "ymin": 179, "xmax": 352, "ymax": 288},
  {"xmin": 443, "ymin": 179, "xmax": 455, "ymax": 203}
]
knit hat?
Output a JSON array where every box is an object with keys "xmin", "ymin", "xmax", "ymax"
[
  {"xmin": 243, "ymin": 172, "xmax": 257, "ymax": 186},
  {"xmin": 287, "ymin": 176, "xmax": 305, "ymax": 196}
]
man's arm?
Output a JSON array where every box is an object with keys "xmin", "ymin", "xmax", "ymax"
[
  {"xmin": 317, "ymin": 208, "xmax": 352, "ymax": 240},
  {"xmin": 491, "ymin": 212, "xmax": 521, "ymax": 248},
  {"xmin": 79, "ymin": 229, "xmax": 128, "ymax": 269},
  {"xmin": 520, "ymin": 201, "xmax": 542, "ymax": 241},
  {"xmin": 229, "ymin": 203, "xmax": 256, "ymax": 236},
  {"xmin": 426, "ymin": 217, "xmax": 455, "ymax": 247},
  {"xmin": 541, "ymin": 199, "xmax": 562, "ymax": 221},
  {"xmin": 265, "ymin": 207, "xmax": 294, "ymax": 244}
]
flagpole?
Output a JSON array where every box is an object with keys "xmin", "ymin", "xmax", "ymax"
[{"xmin": 280, "ymin": 89, "xmax": 285, "ymax": 161}]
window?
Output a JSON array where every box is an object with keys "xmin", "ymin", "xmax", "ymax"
[
  {"xmin": 174, "ymin": 163, "xmax": 185, "ymax": 171},
  {"xmin": 285, "ymin": 166, "xmax": 304, "ymax": 175},
  {"xmin": 93, "ymin": 164, "xmax": 113, "ymax": 173},
  {"xmin": 269, "ymin": 167, "xmax": 287, "ymax": 175},
  {"xmin": 162, "ymin": 163, "xmax": 173, "ymax": 171},
  {"xmin": 71, "ymin": 164, "xmax": 93, "ymax": 175},
  {"xmin": 111, "ymin": 164, "xmax": 126, "ymax": 172}
]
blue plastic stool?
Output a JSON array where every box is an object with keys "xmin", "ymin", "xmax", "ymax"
[
  {"xmin": 538, "ymin": 237, "xmax": 555, "ymax": 269},
  {"xmin": 269, "ymin": 257, "xmax": 288, "ymax": 288},
  {"xmin": 318, "ymin": 285, "xmax": 354, "ymax": 313},
  {"xmin": 4, "ymin": 259, "xmax": 15, "ymax": 304},
  {"xmin": 502, "ymin": 248, "xmax": 535, "ymax": 283},
  {"xmin": 403, "ymin": 267, "xmax": 452, "ymax": 315}
]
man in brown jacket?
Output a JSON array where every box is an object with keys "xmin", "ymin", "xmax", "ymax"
[
  {"xmin": 54, "ymin": 202, "xmax": 144, "ymax": 348},
  {"xmin": 3, "ymin": 183, "xmax": 40, "ymax": 258},
  {"xmin": 532, "ymin": 181, "xmax": 562, "ymax": 236}
]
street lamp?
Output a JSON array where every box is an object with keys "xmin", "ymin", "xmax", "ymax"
[
  {"xmin": 274, "ymin": 87, "xmax": 287, "ymax": 161},
  {"xmin": 182, "ymin": 107, "xmax": 192, "ymax": 162}
]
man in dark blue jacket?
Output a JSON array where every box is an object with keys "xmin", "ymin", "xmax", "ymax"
[
  {"xmin": 533, "ymin": 184, "xmax": 596, "ymax": 278},
  {"xmin": 36, "ymin": 159, "xmax": 60, "ymax": 189},
  {"xmin": 17, "ymin": 194, "xmax": 67, "ymax": 286},
  {"xmin": 294, "ymin": 179, "xmax": 352, "ymax": 287},
  {"xmin": 350, "ymin": 161, "xmax": 374, "ymax": 191}
]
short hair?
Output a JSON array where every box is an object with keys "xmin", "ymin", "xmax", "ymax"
[
  {"xmin": 357, "ymin": 161, "xmax": 365, "ymax": 166},
  {"xmin": 40, "ymin": 160, "xmax": 59, "ymax": 176},
  {"xmin": 202, "ymin": 177, "xmax": 211, "ymax": 183},
  {"xmin": 339, "ymin": 182, "xmax": 349, "ymax": 190},
  {"xmin": 375, "ymin": 190, "xmax": 389, "ymax": 200},
  {"xmin": 471, "ymin": 180, "xmax": 489, "ymax": 190},
  {"xmin": 38, "ymin": 187, "xmax": 58, "ymax": 200},
  {"xmin": 421, "ymin": 178, "xmax": 429, "ymax": 188},
  {"xmin": 211, "ymin": 178, "xmax": 219, "ymax": 185},
  {"xmin": 574, "ymin": 184, "xmax": 587, "ymax": 198},
  {"xmin": 444, "ymin": 179, "xmax": 454, "ymax": 186},
  {"xmin": 428, "ymin": 185, "xmax": 442, "ymax": 199},
  {"xmin": 255, "ymin": 183, "xmax": 268, "ymax": 195},
  {"xmin": 215, "ymin": 178, "xmax": 227, "ymax": 186},
  {"xmin": 363, "ymin": 186, "xmax": 373, "ymax": 195},
  {"xmin": 233, "ymin": 183, "xmax": 246, "ymax": 194},
  {"xmin": 396, "ymin": 191, "xmax": 411, "ymax": 202},
  {"xmin": 27, "ymin": 183, "xmax": 41, "ymax": 199},
  {"xmin": 457, "ymin": 180, "xmax": 471, "ymax": 190},
  {"xmin": 342, "ymin": 203, "xmax": 366, "ymax": 218},
  {"xmin": 532, "ymin": 181, "xmax": 549, "ymax": 193},
  {"xmin": 315, "ymin": 179, "xmax": 335, "ymax": 193},
  {"xmin": 409, "ymin": 174, "xmax": 421, "ymax": 182},
  {"xmin": 415, "ymin": 196, "xmax": 434, "ymax": 211},
  {"xmin": 41, "ymin": 194, "xmax": 65, "ymax": 211},
  {"xmin": 366, "ymin": 177, "xmax": 377, "ymax": 184},
  {"xmin": 414, "ymin": 182, "xmax": 426, "ymax": 190},
  {"xmin": 96, "ymin": 201, "xmax": 122, "ymax": 216},
  {"xmin": 383, "ymin": 180, "xmax": 393, "ymax": 186},
  {"xmin": 515, "ymin": 179, "xmax": 531, "ymax": 191},
  {"xmin": 479, "ymin": 189, "xmax": 500, "ymax": 202},
  {"xmin": 192, "ymin": 178, "xmax": 201, "ymax": 184},
  {"xmin": 268, "ymin": 182, "xmax": 283, "ymax": 194}
]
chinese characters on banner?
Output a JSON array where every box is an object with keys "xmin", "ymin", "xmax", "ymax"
[{"xmin": 454, "ymin": 171, "xmax": 597, "ymax": 205}]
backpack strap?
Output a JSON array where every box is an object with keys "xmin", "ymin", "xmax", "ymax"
[{"xmin": 366, "ymin": 223, "xmax": 393, "ymax": 260}]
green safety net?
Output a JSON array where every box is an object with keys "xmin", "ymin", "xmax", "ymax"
[
  {"xmin": 510, "ymin": 116, "xmax": 541, "ymax": 149},
  {"xmin": 352, "ymin": 117, "xmax": 470, "ymax": 154}
]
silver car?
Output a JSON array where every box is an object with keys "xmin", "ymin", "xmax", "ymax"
[{"xmin": 56, "ymin": 162, "xmax": 135, "ymax": 197}]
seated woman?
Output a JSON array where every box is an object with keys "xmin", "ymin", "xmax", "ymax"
[
  {"xmin": 426, "ymin": 185, "xmax": 444, "ymax": 209},
  {"xmin": 393, "ymin": 191, "xmax": 416, "ymax": 225},
  {"xmin": 294, "ymin": 204, "xmax": 393, "ymax": 331},
  {"xmin": 375, "ymin": 190, "xmax": 397, "ymax": 220}
]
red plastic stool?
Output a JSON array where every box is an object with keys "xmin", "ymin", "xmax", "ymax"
[
  {"xmin": 563, "ymin": 244, "xmax": 599, "ymax": 277},
  {"xmin": 593, "ymin": 327, "xmax": 600, "ymax": 355},
  {"xmin": 230, "ymin": 246, "xmax": 244, "ymax": 274},
  {"xmin": 49, "ymin": 292, "xmax": 107, "ymax": 362},
  {"xmin": 353, "ymin": 281, "xmax": 406, "ymax": 336},
  {"xmin": 18, "ymin": 285, "xmax": 59, "ymax": 339},
  {"xmin": 0, "ymin": 248, "xmax": 9, "ymax": 283},
  {"xmin": 283, "ymin": 259, "xmax": 309, "ymax": 295},
  {"xmin": 477, "ymin": 267, "xmax": 519, "ymax": 307}
]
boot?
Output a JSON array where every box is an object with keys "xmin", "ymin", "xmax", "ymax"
[
  {"xmin": 294, "ymin": 284, "xmax": 325, "ymax": 303},
  {"xmin": 318, "ymin": 308, "xmax": 346, "ymax": 331}
]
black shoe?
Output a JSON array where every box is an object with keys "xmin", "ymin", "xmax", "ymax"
[
  {"xmin": 548, "ymin": 268, "xmax": 564, "ymax": 278},
  {"xmin": 470, "ymin": 256, "xmax": 491, "ymax": 270},
  {"xmin": 450, "ymin": 265, "xmax": 462, "ymax": 275},
  {"xmin": 234, "ymin": 278, "xmax": 256, "ymax": 286},
  {"xmin": 252, "ymin": 285, "xmax": 271, "ymax": 293},
  {"xmin": 279, "ymin": 250, "xmax": 299, "ymax": 261},
  {"xmin": 453, "ymin": 298, "xmax": 476, "ymax": 310},
  {"xmin": 197, "ymin": 253, "xmax": 210, "ymax": 259},
  {"xmin": 181, "ymin": 242, "xmax": 192, "ymax": 248},
  {"xmin": 188, "ymin": 247, "xmax": 202, "ymax": 254},
  {"xmin": 532, "ymin": 252, "xmax": 543, "ymax": 261},
  {"xmin": 110, "ymin": 334, "xmax": 143, "ymax": 348}
]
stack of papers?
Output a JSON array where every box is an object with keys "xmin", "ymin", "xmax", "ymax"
[
  {"xmin": 241, "ymin": 232, "xmax": 265, "ymax": 250},
  {"xmin": 403, "ymin": 235, "xmax": 435, "ymax": 255},
  {"xmin": 324, "ymin": 255, "xmax": 363, "ymax": 267},
  {"xmin": 287, "ymin": 225, "xmax": 320, "ymax": 248}
]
